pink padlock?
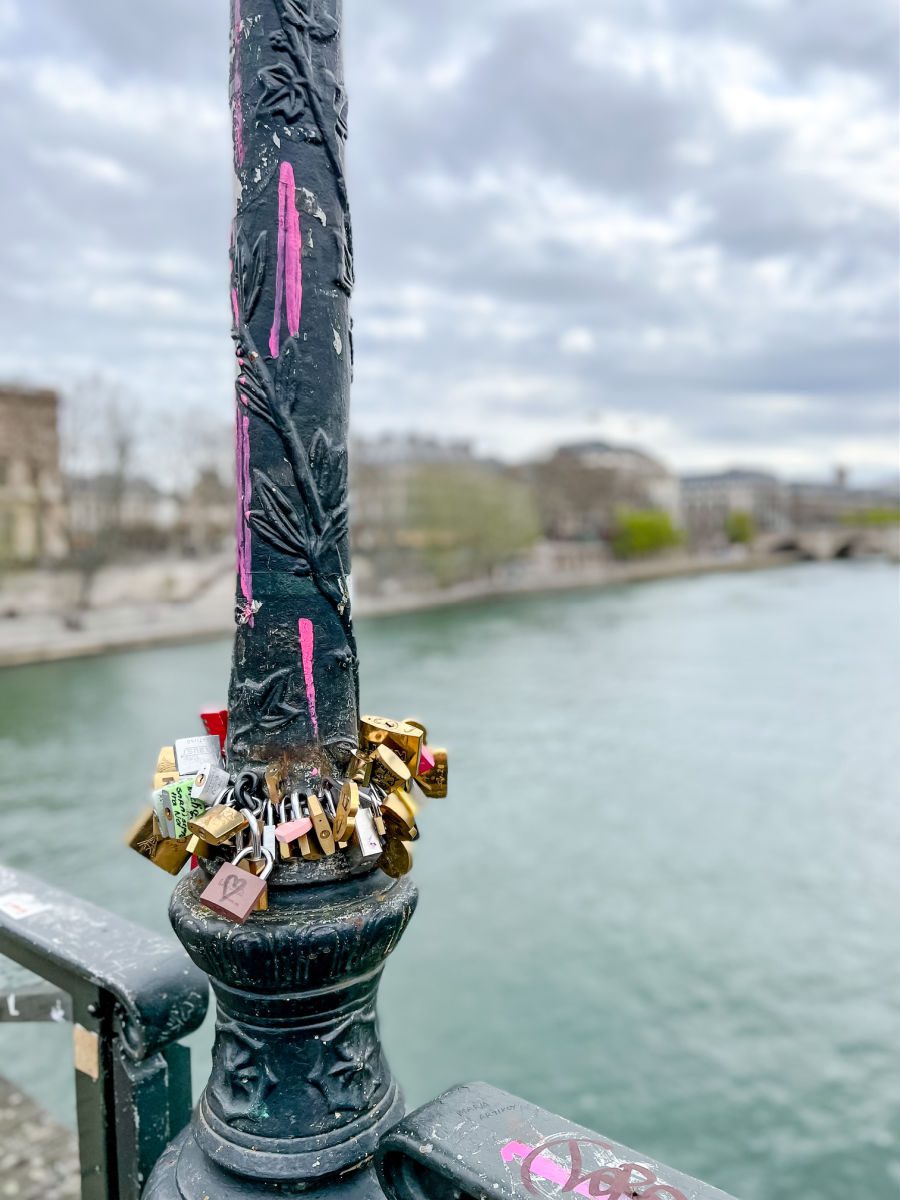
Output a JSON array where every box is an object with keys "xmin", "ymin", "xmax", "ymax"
[{"xmin": 275, "ymin": 817, "xmax": 313, "ymax": 845}]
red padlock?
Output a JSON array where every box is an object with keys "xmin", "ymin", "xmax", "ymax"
[{"xmin": 200, "ymin": 708, "xmax": 228, "ymax": 751}]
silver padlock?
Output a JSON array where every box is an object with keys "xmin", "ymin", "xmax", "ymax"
[
  {"xmin": 262, "ymin": 801, "xmax": 277, "ymax": 858},
  {"xmin": 152, "ymin": 787, "xmax": 177, "ymax": 839},
  {"xmin": 192, "ymin": 763, "xmax": 231, "ymax": 807},
  {"xmin": 353, "ymin": 807, "xmax": 383, "ymax": 864},
  {"xmin": 174, "ymin": 735, "xmax": 222, "ymax": 777}
]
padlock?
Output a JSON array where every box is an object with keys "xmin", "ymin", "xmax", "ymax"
[
  {"xmin": 264, "ymin": 764, "xmax": 284, "ymax": 807},
  {"xmin": 360, "ymin": 716, "xmax": 422, "ymax": 769},
  {"xmin": 174, "ymin": 735, "xmax": 222, "ymax": 777},
  {"xmin": 370, "ymin": 743, "xmax": 412, "ymax": 792},
  {"xmin": 126, "ymin": 809, "xmax": 189, "ymax": 875},
  {"xmin": 379, "ymin": 839, "xmax": 414, "ymax": 879},
  {"xmin": 200, "ymin": 844, "xmax": 274, "ymax": 923},
  {"xmin": 333, "ymin": 780, "xmax": 360, "ymax": 843},
  {"xmin": 192, "ymin": 764, "xmax": 231, "ymax": 807},
  {"xmin": 156, "ymin": 745, "xmax": 177, "ymax": 776},
  {"xmin": 164, "ymin": 777, "xmax": 204, "ymax": 838},
  {"xmin": 262, "ymin": 801, "xmax": 278, "ymax": 858},
  {"xmin": 307, "ymin": 793, "xmax": 336, "ymax": 857},
  {"xmin": 276, "ymin": 797, "xmax": 310, "ymax": 860},
  {"xmin": 236, "ymin": 812, "xmax": 270, "ymax": 911},
  {"xmin": 353, "ymin": 807, "xmax": 383, "ymax": 865},
  {"xmin": 402, "ymin": 718, "xmax": 428, "ymax": 742},
  {"xmin": 152, "ymin": 787, "xmax": 177, "ymax": 839},
  {"xmin": 187, "ymin": 805, "xmax": 248, "ymax": 846},
  {"xmin": 347, "ymin": 752, "xmax": 372, "ymax": 786},
  {"xmin": 293, "ymin": 793, "xmax": 322, "ymax": 861},
  {"xmin": 186, "ymin": 833, "xmax": 210, "ymax": 858},
  {"xmin": 415, "ymin": 747, "xmax": 448, "ymax": 798},
  {"xmin": 381, "ymin": 791, "xmax": 418, "ymax": 841},
  {"xmin": 200, "ymin": 707, "xmax": 228, "ymax": 750}
]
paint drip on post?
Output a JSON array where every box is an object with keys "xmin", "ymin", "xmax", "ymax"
[{"xmin": 225, "ymin": 0, "xmax": 358, "ymax": 774}]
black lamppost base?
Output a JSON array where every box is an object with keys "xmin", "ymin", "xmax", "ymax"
[{"xmin": 144, "ymin": 868, "xmax": 417, "ymax": 1199}]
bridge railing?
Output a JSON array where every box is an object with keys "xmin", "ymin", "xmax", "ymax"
[{"xmin": 0, "ymin": 864, "xmax": 209, "ymax": 1200}]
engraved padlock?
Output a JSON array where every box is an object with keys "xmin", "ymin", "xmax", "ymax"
[
  {"xmin": 126, "ymin": 809, "xmax": 189, "ymax": 875},
  {"xmin": 199, "ymin": 843, "xmax": 274, "ymax": 923},
  {"xmin": 174, "ymin": 735, "xmax": 222, "ymax": 777},
  {"xmin": 415, "ymin": 746, "xmax": 448, "ymax": 798},
  {"xmin": 370, "ymin": 743, "xmax": 412, "ymax": 792},
  {"xmin": 192, "ymin": 763, "xmax": 231, "ymax": 807},
  {"xmin": 187, "ymin": 805, "xmax": 248, "ymax": 847},
  {"xmin": 352, "ymin": 806, "xmax": 383, "ymax": 865}
]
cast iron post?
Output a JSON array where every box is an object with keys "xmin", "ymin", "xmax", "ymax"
[{"xmin": 145, "ymin": 2, "xmax": 418, "ymax": 1195}]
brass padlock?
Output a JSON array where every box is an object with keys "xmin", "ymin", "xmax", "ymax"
[
  {"xmin": 186, "ymin": 833, "xmax": 210, "ymax": 859},
  {"xmin": 370, "ymin": 744, "xmax": 412, "ymax": 792},
  {"xmin": 347, "ymin": 752, "xmax": 372, "ymax": 786},
  {"xmin": 333, "ymin": 780, "xmax": 360, "ymax": 844},
  {"xmin": 307, "ymin": 793, "xmax": 336, "ymax": 857},
  {"xmin": 156, "ymin": 745, "xmax": 177, "ymax": 776},
  {"xmin": 381, "ymin": 792, "xmax": 418, "ymax": 840},
  {"xmin": 126, "ymin": 809, "xmax": 189, "ymax": 875},
  {"xmin": 415, "ymin": 746, "xmax": 448, "ymax": 798},
  {"xmin": 236, "ymin": 814, "xmax": 270, "ymax": 911},
  {"xmin": 379, "ymin": 839, "xmax": 414, "ymax": 879},
  {"xmin": 360, "ymin": 715, "xmax": 422, "ymax": 769},
  {"xmin": 188, "ymin": 805, "xmax": 248, "ymax": 846}
]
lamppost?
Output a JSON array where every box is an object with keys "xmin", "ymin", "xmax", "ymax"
[{"xmin": 145, "ymin": 2, "xmax": 418, "ymax": 1195}]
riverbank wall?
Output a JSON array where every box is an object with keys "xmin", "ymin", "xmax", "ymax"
[{"xmin": 0, "ymin": 546, "xmax": 822, "ymax": 669}]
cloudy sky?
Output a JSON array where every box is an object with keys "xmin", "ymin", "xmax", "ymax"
[{"xmin": 0, "ymin": 0, "xmax": 896, "ymax": 480}]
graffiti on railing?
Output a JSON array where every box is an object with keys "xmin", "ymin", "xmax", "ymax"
[{"xmin": 501, "ymin": 1137, "xmax": 688, "ymax": 1200}]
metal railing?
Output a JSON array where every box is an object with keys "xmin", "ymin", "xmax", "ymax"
[{"xmin": 0, "ymin": 864, "xmax": 208, "ymax": 1200}]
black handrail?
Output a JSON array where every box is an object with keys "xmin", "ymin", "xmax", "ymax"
[{"xmin": 0, "ymin": 864, "xmax": 208, "ymax": 1200}]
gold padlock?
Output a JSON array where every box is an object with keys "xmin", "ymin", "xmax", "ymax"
[
  {"xmin": 186, "ymin": 833, "xmax": 210, "ymax": 858},
  {"xmin": 370, "ymin": 744, "xmax": 412, "ymax": 792},
  {"xmin": 379, "ymin": 839, "xmax": 414, "ymax": 879},
  {"xmin": 347, "ymin": 752, "xmax": 373, "ymax": 786},
  {"xmin": 156, "ymin": 745, "xmax": 177, "ymax": 775},
  {"xmin": 360, "ymin": 716, "xmax": 422, "ymax": 768},
  {"xmin": 333, "ymin": 780, "xmax": 360, "ymax": 843},
  {"xmin": 188, "ymin": 806, "xmax": 248, "ymax": 846},
  {"xmin": 416, "ymin": 747, "xmax": 448, "ymax": 798},
  {"xmin": 381, "ymin": 792, "xmax": 418, "ymax": 841},
  {"xmin": 126, "ymin": 809, "xmax": 190, "ymax": 875},
  {"xmin": 307, "ymin": 794, "xmax": 336, "ymax": 857}
]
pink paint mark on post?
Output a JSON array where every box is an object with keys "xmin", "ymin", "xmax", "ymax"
[
  {"xmin": 269, "ymin": 161, "xmax": 303, "ymax": 357},
  {"xmin": 236, "ymin": 411, "xmax": 254, "ymax": 625},
  {"xmin": 231, "ymin": 0, "xmax": 245, "ymax": 167},
  {"xmin": 298, "ymin": 618, "xmax": 319, "ymax": 737}
]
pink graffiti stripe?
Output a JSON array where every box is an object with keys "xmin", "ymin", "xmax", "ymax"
[
  {"xmin": 269, "ymin": 161, "xmax": 303, "ymax": 358},
  {"xmin": 232, "ymin": 0, "xmax": 245, "ymax": 167},
  {"xmin": 236, "ymin": 412, "xmax": 253, "ymax": 625},
  {"xmin": 298, "ymin": 618, "xmax": 319, "ymax": 737}
]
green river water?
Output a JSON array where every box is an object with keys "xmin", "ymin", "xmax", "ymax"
[{"xmin": 0, "ymin": 561, "xmax": 898, "ymax": 1198}]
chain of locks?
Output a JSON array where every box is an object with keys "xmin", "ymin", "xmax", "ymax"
[{"xmin": 126, "ymin": 711, "xmax": 448, "ymax": 923}]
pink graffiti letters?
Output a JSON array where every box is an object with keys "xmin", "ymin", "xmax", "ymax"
[{"xmin": 501, "ymin": 1138, "xmax": 687, "ymax": 1200}]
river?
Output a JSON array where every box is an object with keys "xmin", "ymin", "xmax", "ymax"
[{"xmin": 0, "ymin": 561, "xmax": 898, "ymax": 1199}]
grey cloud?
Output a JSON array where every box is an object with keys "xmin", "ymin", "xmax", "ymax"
[{"xmin": 0, "ymin": 0, "xmax": 896, "ymax": 476}]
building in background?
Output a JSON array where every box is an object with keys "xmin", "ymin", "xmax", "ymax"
[
  {"xmin": 524, "ymin": 440, "xmax": 681, "ymax": 542},
  {"xmin": 0, "ymin": 386, "xmax": 67, "ymax": 565},
  {"xmin": 788, "ymin": 468, "xmax": 900, "ymax": 528},
  {"xmin": 680, "ymin": 469, "xmax": 790, "ymax": 546}
]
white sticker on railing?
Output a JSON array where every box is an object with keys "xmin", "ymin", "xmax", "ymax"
[{"xmin": 0, "ymin": 893, "xmax": 50, "ymax": 921}]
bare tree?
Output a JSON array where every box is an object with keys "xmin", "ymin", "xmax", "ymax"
[{"xmin": 59, "ymin": 375, "xmax": 140, "ymax": 617}]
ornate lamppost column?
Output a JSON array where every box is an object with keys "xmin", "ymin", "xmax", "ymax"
[{"xmin": 145, "ymin": 2, "xmax": 418, "ymax": 1196}]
